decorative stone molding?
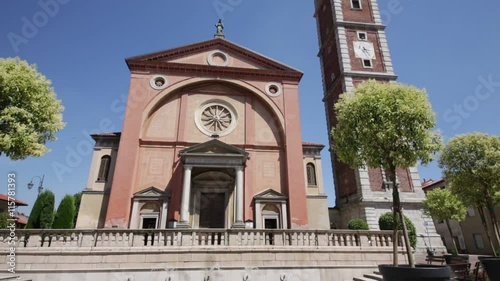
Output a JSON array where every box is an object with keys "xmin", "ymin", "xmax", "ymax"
[
  {"xmin": 265, "ymin": 82, "xmax": 283, "ymax": 97},
  {"xmin": 194, "ymin": 100, "xmax": 237, "ymax": 137},
  {"xmin": 149, "ymin": 75, "xmax": 168, "ymax": 90},
  {"xmin": 207, "ymin": 50, "xmax": 231, "ymax": 66}
]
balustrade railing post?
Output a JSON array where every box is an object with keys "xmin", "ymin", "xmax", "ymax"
[
  {"xmin": 132, "ymin": 231, "xmax": 144, "ymax": 246},
  {"xmin": 228, "ymin": 230, "xmax": 239, "ymax": 246},
  {"xmin": 317, "ymin": 231, "xmax": 328, "ymax": 246},
  {"xmin": 359, "ymin": 232, "xmax": 370, "ymax": 248},
  {"xmin": 26, "ymin": 232, "xmax": 41, "ymax": 248}
]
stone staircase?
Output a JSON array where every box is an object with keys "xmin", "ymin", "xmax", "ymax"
[
  {"xmin": 0, "ymin": 276, "xmax": 32, "ymax": 281},
  {"xmin": 352, "ymin": 271, "xmax": 383, "ymax": 281}
]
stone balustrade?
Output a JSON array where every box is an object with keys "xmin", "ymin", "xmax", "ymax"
[{"xmin": 0, "ymin": 228, "xmax": 398, "ymax": 249}]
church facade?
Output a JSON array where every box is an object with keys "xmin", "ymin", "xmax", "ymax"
[{"xmin": 76, "ymin": 38, "xmax": 330, "ymax": 230}]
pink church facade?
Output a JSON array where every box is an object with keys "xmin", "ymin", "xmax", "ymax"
[{"xmin": 76, "ymin": 38, "xmax": 330, "ymax": 230}]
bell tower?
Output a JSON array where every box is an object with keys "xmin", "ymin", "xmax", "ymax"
[{"xmin": 313, "ymin": 0, "xmax": 445, "ymax": 253}]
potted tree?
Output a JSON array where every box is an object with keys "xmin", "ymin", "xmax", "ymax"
[
  {"xmin": 332, "ymin": 80, "xmax": 450, "ymax": 280},
  {"xmin": 439, "ymin": 133, "xmax": 500, "ymax": 280},
  {"xmin": 422, "ymin": 188, "xmax": 468, "ymax": 264}
]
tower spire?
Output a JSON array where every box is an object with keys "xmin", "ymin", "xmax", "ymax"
[{"xmin": 214, "ymin": 19, "xmax": 225, "ymax": 39}]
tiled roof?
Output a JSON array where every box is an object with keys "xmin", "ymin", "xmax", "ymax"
[
  {"xmin": 0, "ymin": 194, "xmax": 28, "ymax": 206},
  {"xmin": 421, "ymin": 178, "xmax": 446, "ymax": 189},
  {"xmin": 91, "ymin": 132, "xmax": 122, "ymax": 137},
  {"xmin": 302, "ymin": 141, "xmax": 325, "ymax": 147}
]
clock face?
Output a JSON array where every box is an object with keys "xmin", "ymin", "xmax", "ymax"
[{"xmin": 354, "ymin": 41, "xmax": 375, "ymax": 60}]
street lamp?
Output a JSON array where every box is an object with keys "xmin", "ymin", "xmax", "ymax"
[{"xmin": 27, "ymin": 175, "xmax": 44, "ymax": 195}]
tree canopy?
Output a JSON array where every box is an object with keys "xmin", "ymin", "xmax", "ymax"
[
  {"xmin": 53, "ymin": 194, "xmax": 76, "ymax": 229},
  {"xmin": 73, "ymin": 192, "xmax": 82, "ymax": 227},
  {"xmin": 422, "ymin": 188, "xmax": 467, "ymax": 222},
  {"xmin": 0, "ymin": 57, "xmax": 65, "ymax": 160},
  {"xmin": 332, "ymin": 80, "xmax": 442, "ymax": 170},
  {"xmin": 439, "ymin": 133, "xmax": 500, "ymax": 207},
  {"xmin": 439, "ymin": 133, "xmax": 500, "ymax": 252},
  {"xmin": 26, "ymin": 190, "xmax": 55, "ymax": 229},
  {"xmin": 332, "ymin": 80, "xmax": 442, "ymax": 266},
  {"xmin": 422, "ymin": 188, "xmax": 467, "ymax": 254}
]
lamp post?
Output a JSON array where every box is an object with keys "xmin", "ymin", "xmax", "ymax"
[{"xmin": 27, "ymin": 175, "xmax": 44, "ymax": 195}]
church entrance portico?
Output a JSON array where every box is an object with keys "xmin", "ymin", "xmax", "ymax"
[
  {"xmin": 177, "ymin": 139, "xmax": 249, "ymax": 229},
  {"xmin": 192, "ymin": 170, "xmax": 234, "ymax": 229}
]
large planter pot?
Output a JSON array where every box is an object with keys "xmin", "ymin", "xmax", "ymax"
[
  {"xmin": 443, "ymin": 254, "xmax": 469, "ymax": 264},
  {"xmin": 378, "ymin": 264, "xmax": 451, "ymax": 281},
  {"xmin": 479, "ymin": 256, "xmax": 500, "ymax": 280}
]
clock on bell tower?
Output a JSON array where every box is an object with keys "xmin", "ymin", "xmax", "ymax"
[{"xmin": 313, "ymin": 0, "xmax": 445, "ymax": 254}]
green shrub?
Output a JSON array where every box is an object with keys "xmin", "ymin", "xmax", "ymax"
[
  {"xmin": 73, "ymin": 192, "xmax": 82, "ymax": 227},
  {"xmin": 378, "ymin": 212, "xmax": 417, "ymax": 249},
  {"xmin": 27, "ymin": 190, "xmax": 55, "ymax": 229},
  {"xmin": 347, "ymin": 218, "xmax": 369, "ymax": 230},
  {"xmin": 0, "ymin": 213, "xmax": 10, "ymax": 228},
  {"xmin": 53, "ymin": 195, "xmax": 76, "ymax": 229}
]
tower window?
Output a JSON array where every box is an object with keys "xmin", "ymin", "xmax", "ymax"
[
  {"xmin": 97, "ymin": 155, "xmax": 111, "ymax": 181},
  {"xmin": 357, "ymin": 32, "xmax": 367, "ymax": 41},
  {"xmin": 306, "ymin": 163, "xmax": 317, "ymax": 186},
  {"xmin": 351, "ymin": 0, "xmax": 362, "ymax": 10},
  {"xmin": 362, "ymin": 59, "xmax": 373, "ymax": 68}
]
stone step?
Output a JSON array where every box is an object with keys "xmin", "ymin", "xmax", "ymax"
[
  {"xmin": 353, "ymin": 277, "xmax": 374, "ymax": 281},
  {"xmin": 363, "ymin": 273, "xmax": 383, "ymax": 281},
  {"xmin": 0, "ymin": 277, "xmax": 32, "ymax": 281}
]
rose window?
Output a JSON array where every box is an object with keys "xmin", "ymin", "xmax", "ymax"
[
  {"xmin": 201, "ymin": 105, "xmax": 232, "ymax": 133},
  {"xmin": 195, "ymin": 101, "xmax": 237, "ymax": 137}
]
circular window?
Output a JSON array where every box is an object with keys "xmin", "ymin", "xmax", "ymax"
[
  {"xmin": 265, "ymin": 82, "xmax": 282, "ymax": 97},
  {"xmin": 150, "ymin": 75, "xmax": 168, "ymax": 90},
  {"xmin": 207, "ymin": 50, "xmax": 230, "ymax": 67},
  {"xmin": 195, "ymin": 101, "xmax": 237, "ymax": 137}
]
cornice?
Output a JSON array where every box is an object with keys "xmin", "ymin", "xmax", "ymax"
[
  {"xmin": 336, "ymin": 20, "xmax": 386, "ymax": 30},
  {"xmin": 344, "ymin": 70, "xmax": 398, "ymax": 80},
  {"xmin": 126, "ymin": 61, "xmax": 303, "ymax": 82}
]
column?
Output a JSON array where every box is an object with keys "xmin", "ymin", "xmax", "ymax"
[
  {"xmin": 160, "ymin": 200, "xmax": 168, "ymax": 229},
  {"xmin": 281, "ymin": 202, "xmax": 288, "ymax": 229},
  {"xmin": 233, "ymin": 166, "xmax": 245, "ymax": 228},
  {"xmin": 129, "ymin": 201, "xmax": 140, "ymax": 229},
  {"xmin": 178, "ymin": 165, "xmax": 192, "ymax": 228},
  {"xmin": 255, "ymin": 202, "xmax": 262, "ymax": 229}
]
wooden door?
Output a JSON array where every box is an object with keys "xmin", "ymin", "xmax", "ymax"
[{"xmin": 199, "ymin": 193, "xmax": 225, "ymax": 228}]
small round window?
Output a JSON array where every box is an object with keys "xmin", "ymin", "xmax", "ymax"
[
  {"xmin": 195, "ymin": 100, "xmax": 237, "ymax": 137},
  {"xmin": 265, "ymin": 82, "xmax": 282, "ymax": 97},
  {"xmin": 207, "ymin": 50, "xmax": 230, "ymax": 67},
  {"xmin": 150, "ymin": 75, "xmax": 168, "ymax": 90}
]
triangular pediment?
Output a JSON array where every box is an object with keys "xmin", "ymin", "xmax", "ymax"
[
  {"xmin": 126, "ymin": 38, "xmax": 302, "ymax": 75},
  {"xmin": 254, "ymin": 189, "xmax": 287, "ymax": 201},
  {"xmin": 180, "ymin": 139, "xmax": 249, "ymax": 157},
  {"xmin": 133, "ymin": 186, "xmax": 166, "ymax": 198}
]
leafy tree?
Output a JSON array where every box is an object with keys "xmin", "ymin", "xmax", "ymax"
[
  {"xmin": 53, "ymin": 195, "xmax": 76, "ymax": 229},
  {"xmin": 73, "ymin": 192, "xmax": 82, "ymax": 228},
  {"xmin": 422, "ymin": 188, "xmax": 467, "ymax": 254},
  {"xmin": 0, "ymin": 212, "xmax": 10, "ymax": 228},
  {"xmin": 26, "ymin": 190, "xmax": 55, "ymax": 229},
  {"xmin": 347, "ymin": 218, "xmax": 369, "ymax": 230},
  {"xmin": 332, "ymin": 80, "xmax": 442, "ymax": 267},
  {"xmin": 0, "ymin": 57, "xmax": 65, "ymax": 160},
  {"xmin": 379, "ymin": 212, "xmax": 417, "ymax": 249},
  {"xmin": 439, "ymin": 133, "xmax": 500, "ymax": 254}
]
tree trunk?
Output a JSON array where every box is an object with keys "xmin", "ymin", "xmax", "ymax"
[
  {"xmin": 393, "ymin": 211, "xmax": 398, "ymax": 266},
  {"xmin": 389, "ymin": 167, "xmax": 414, "ymax": 267},
  {"xmin": 445, "ymin": 219, "xmax": 459, "ymax": 254},
  {"xmin": 478, "ymin": 206, "xmax": 497, "ymax": 256},
  {"xmin": 485, "ymin": 190, "xmax": 500, "ymax": 249}
]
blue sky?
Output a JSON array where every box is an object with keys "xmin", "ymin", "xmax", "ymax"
[{"xmin": 1, "ymin": 1, "xmax": 499, "ymax": 213}]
